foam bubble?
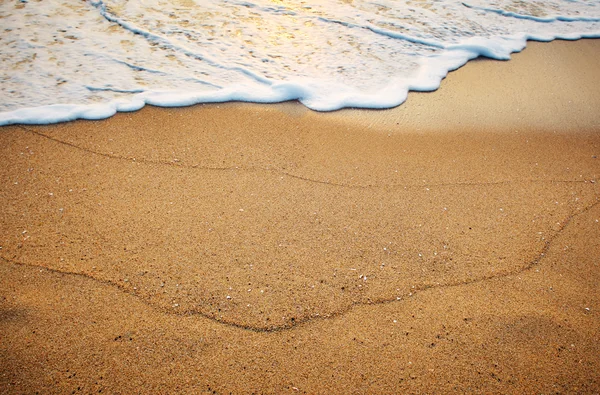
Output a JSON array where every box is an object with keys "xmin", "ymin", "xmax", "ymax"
[{"xmin": 1, "ymin": 0, "xmax": 599, "ymax": 125}]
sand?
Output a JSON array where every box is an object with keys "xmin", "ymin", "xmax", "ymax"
[{"xmin": 1, "ymin": 39, "xmax": 599, "ymax": 394}]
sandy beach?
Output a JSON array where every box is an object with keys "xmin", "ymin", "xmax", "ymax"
[{"xmin": 1, "ymin": 39, "xmax": 599, "ymax": 393}]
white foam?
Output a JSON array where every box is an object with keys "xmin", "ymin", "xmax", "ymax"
[{"xmin": 1, "ymin": 0, "xmax": 599, "ymax": 125}]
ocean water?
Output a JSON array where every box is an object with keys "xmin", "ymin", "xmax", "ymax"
[{"xmin": 1, "ymin": 0, "xmax": 599, "ymax": 125}]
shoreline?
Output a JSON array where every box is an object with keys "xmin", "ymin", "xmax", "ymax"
[
  {"xmin": 1, "ymin": 39, "xmax": 599, "ymax": 393},
  {"xmin": 2, "ymin": 38, "xmax": 600, "ymax": 128}
]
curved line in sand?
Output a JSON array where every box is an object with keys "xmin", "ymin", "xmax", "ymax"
[
  {"xmin": 1, "ymin": 195, "xmax": 598, "ymax": 332},
  {"xmin": 16, "ymin": 125, "xmax": 598, "ymax": 190}
]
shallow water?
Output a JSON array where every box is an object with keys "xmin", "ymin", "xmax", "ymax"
[{"xmin": 1, "ymin": 0, "xmax": 599, "ymax": 124}]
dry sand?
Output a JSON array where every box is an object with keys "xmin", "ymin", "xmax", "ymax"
[{"xmin": 1, "ymin": 39, "xmax": 599, "ymax": 394}]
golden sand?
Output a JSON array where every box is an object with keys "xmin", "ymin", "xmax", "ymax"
[{"xmin": 1, "ymin": 40, "xmax": 599, "ymax": 393}]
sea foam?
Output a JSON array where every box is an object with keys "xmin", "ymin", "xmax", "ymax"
[{"xmin": 1, "ymin": 0, "xmax": 599, "ymax": 125}]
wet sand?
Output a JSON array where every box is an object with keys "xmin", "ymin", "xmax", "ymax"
[{"xmin": 1, "ymin": 39, "xmax": 599, "ymax": 393}]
